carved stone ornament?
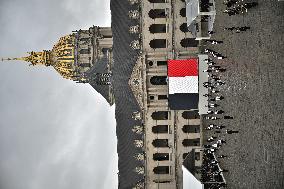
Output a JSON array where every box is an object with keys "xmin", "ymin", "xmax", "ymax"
[
  {"xmin": 129, "ymin": 10, "xmax": 140, "ymax": 19},
  {"xmin": 134, "ymin": 166, "xmax": 145, "ymax": 175},
  {"xmin": 128, "ymin": 0, "xmax": 139, "ymax": 5},
  {"xmin": 130, "ymin": 40, "xmax": 140, "ymax": 50},
  {"xmin": 132, "ymin": 182, "xmax": 144, "ymax": 189},
  {"xmin": 134, "ymin": 153, "xmax": 144, "ymax": 161},
  {"xmin": 132, "ymin": 111, "xmax": 141, "ymax": 120},
  {"xmin": 132, "ymin": 125, "xmax": 143, "ymax": 134},
  {"xmin": 129, "ymin": 56, "xmax": 144, "ymax": 110},
  {"xmin": 129, "ymin": 25, "xmax": 140, "ymax": 34},
  {"xmin": 134, "ymin": 140, "xmax": 143, "ymax": 148}
]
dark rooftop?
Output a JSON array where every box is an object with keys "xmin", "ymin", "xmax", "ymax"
[{"xmin": 111, "ymin": 0, "xmax": 144, "ymax": 188}]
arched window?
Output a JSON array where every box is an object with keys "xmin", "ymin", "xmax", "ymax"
[
  {"xmin": 182, "ymin": 139, "xmax": 200, "ymax": 146},
  {"xmin": 151, "ymin": 111, "xmax": 168, "ymax": 120},
  {"xmin": 153, "ymin": 166, "xmax": 170, "ymax": 174},
  {"xmin": 180, "ymin": 38, "xmax": 199, "ymax": 48},
  {"xmin": 182, "ymin": 110, "xmax": 200, "ymax": 119},
  {"xmin": 153, "ymin": 180, "xmax": 171, "ymax": 183},
  {"xmin": 180, "ymin": 38, "xmax": 199, "ymax": 47},
  {"xmin": 180, "ymin": 23, "xmax": 189, "ymax": 33},
  {"xmin": 79, "ymin": 49, "xmax": 90, "ymax": 54},
  {"xmin": 152, "ymin": 125, "xmax": 168, "ymax": 133},
  {"xmin": 80, "ymin": 63, "xmax": 90, "ymax": 67},
  {"xmin": 149, "ymin": 24, "xmax": 167, "ymax": 33},
  {"xmin": 153, "ymin": 153, "xmax": 169, "ymax": 161},
  {"xmin": 152, "ymin": 139, "xmax": 169, "ymax": 147},
  {"xmin": 182, "ymin": 125, "xmax": 200, "ymax": 133},
  {"xmin": 149, "ymin": 9, "xmax": 166, "ymax": 19},
  {"xmin": 150, "ymin": 76, "xmax": 167, "ymax": 85},
  {"xmin": 150, "ymin": 39, "xmax": 167, "ymax": 49},
  {"xmin": 180, "ymin": 8, "xmax": 186, "ymax": 17},
  {"xmin": 79, "ymin": 38, "xmax": 89, "ymax": 42},
  {"xmin": 149, "ymin": 0, "xmax": 166, "ymax": 3},
  {"xmin": 158, "ymin": 95, "xmax": 168, "ymax": 100},
  {"xmin": 157, "ymin": 61, "xmax": 167, "ymax": 66}
]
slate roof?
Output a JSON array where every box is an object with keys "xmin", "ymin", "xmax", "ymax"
[
  {"xmin": 110, "ymin": 0, "xmax": 145, "ymax": 188},
  {"xmin": 86, "ymin": 55, "xmax": 114, "ymax": 105}
]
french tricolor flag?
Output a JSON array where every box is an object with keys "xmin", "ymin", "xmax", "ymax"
[{"xmin": 168, "ymin": 59, "xmax": 199, "ymax": 110}]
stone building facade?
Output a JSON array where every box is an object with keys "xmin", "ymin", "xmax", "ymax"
[
  {"xmin": 73, "ymin": 26, "xmax": 113, "ymax": 84},
  {"xmin": 128, "ymin": 0, "xmax": 203, "ymax": 188}
]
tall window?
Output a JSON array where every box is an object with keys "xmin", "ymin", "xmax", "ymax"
[
  {"xmin": 182, "ymin": 110, "xmax": 200, "ymax": 119},
  {"xmin": 150, "ymin": 76, "xmax": 167, "ymax": 85},
  {"xmin": 180, "ymin": 23, "xmax": 189, "ymax": 33},
  {"xmin": 80, "ymin": 63, "xmax": 90, "ymax": 68},
  {"xmin": 150, "ymin": 39, "xmax": 167, "ymax": 48},
  {"xmin": 153, "ymin": 166, "xmax": 170, "ymax": 174},
  {"xmin": 157, "ymin": 61, "xmax": 167, "ymax": 66},
  {"xmin": 182, "ymin": 125, "xmax": 200, "ymax": 133},
  {"xmin": 180, "ymin": 38, "xmax": 199, "ymax": 47},
  {"xmin": 158, "ymin": 95, "xmax": 168, "ymax": 100},
  {"xmin": 152, "ymin": 139, "xmax": 169, "ymax": 147},
  {"xmin": 182, "ymin": 138, "xmax": 200, "ymax": 146},
  {"xmin": 151, "ymin": 111, "xmax": 168, "ymax": 120},
  {"xmin": 152, "ymin": 125, "xmax": 168, "ymax": 133},
  {"xmin": 153, "ymin": 153, "xmax": 169, "ymax": 161},
  {"xmin": 79, "ymin": 38, "xmax": 89, "ymax": 42},
  {"xmin": 79, "ymin": 49, "xmax": 90, "ymax": 54},
  {"xmin": 149, "ymin": 9, "xmax": 166, "ymax": 19},
  {"xmin": 149, "ymin": 24, "xmax": 167, "ymax": 33},
  {"xmin": 180, "ymin": 8, "xmax": 186, "ymax": 17}
]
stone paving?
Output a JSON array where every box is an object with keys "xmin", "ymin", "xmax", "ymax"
[{"xmin": 201, "ymin": 0, "xmax": 284, "ymax": 189}]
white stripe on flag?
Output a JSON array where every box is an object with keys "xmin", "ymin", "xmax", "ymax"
[{"xmin": 169, "ymin": 76, "xmax": 198, "ymax": 94}]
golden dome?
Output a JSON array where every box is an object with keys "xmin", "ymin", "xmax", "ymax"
[
  {"xmin": 50, "ymin": 34, "xmax": 79, "ymax": 81},
  {"xmin": 1, "ymin": 34, "xmax": 86, "ymax": 82}
]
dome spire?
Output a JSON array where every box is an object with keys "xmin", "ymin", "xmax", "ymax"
[{"xmin": 1, "ymin": 51, "xmax": 52, "ymax": 66}]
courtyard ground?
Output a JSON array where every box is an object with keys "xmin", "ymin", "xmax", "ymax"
[{"xmin": 201, "ymin": 0, "xmax": 284, "ymax": 189}]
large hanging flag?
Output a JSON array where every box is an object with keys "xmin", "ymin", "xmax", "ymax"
[{"xmin": 168, "ymin": 59, "xmax": 199, "ymax": 110}]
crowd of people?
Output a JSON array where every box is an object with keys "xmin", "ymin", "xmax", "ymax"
[
  {"xmin": 200, "ymin": 52, "xmax": 235, "ymax": 188},
  {"xmin": 199, "ymin": 1, "xmax": 259, "ymax": 188},
  {"xmin": 223, "ymin": 0, "xmax": 258, "ymax": 16}
]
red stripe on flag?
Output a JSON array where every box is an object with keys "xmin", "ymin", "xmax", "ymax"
[{"xmin": 167, "ymin": 59, "xmax": 198, "ymax": 77}]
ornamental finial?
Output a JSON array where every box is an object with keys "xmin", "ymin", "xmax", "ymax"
[{"xmin": 1, "ymin": 51, "xmax": 51, "ymax": 66}]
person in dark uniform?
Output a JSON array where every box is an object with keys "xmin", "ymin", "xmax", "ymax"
[
  {"xmin": 208, "ymin": 31, "xmax": 214, "ymax": 34},
  {"xmin": 215, "ymin": 110, "xmax": 225, "ymax": 114},
  {"xmin": 224, "ymin": 115, "xmax": 234, "ymax": 119},
  {"xmin": 218, "ymin": 155, "xmax": 228, "ymax": 158},
  {"xmin": 226, "ymin": 129, "xmax": 239, "ymax": 134},
  {"xmin": 216, "ymin": 125, "xmax": 226, "ymax": 129}
]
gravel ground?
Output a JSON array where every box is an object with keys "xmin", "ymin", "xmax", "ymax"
[{"xmin": 201, "ymin": 0, "xmax": 284, "ymax": 189}]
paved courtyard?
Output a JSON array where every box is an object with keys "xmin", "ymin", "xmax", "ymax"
[{"xmin": 201, "ymin": 0, "xmax": 284, "ymax": 189}]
